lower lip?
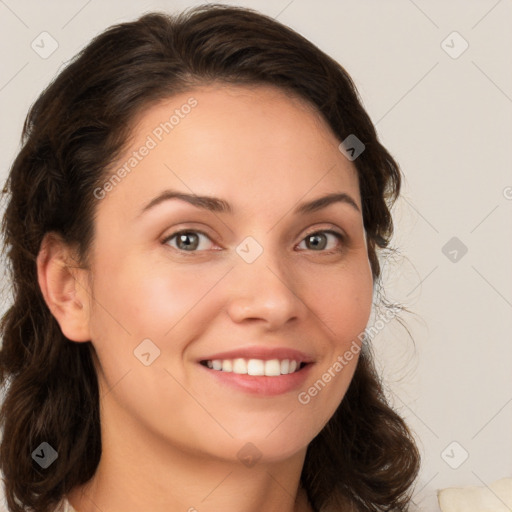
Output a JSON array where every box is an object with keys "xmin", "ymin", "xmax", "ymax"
[{"xmin": 198, "ymin": 363, "xmax": 313, "ymax": 396}]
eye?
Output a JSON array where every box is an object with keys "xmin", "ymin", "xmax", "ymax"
[
  {"xmin": 297, "ymin": 230, "xmax": 345, "ymax": 252},
  {"xmin": 163, "ymin": 230, "xmax": 215, "ymax": 252},
  {"xmin": 162, "ymin": 228, "xmax": 345, "ymax": 254}
]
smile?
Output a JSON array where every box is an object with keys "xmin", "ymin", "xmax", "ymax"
[{"xmin": 200, "ymin": 358, "xmax": 306, "ymax": 376}]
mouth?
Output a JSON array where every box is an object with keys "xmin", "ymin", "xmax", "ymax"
[
  {"xmin": 197, "ymin": 356, "xmax": 314, "ymax": 396},
  {"xmin": 196, "ymin": 346, "xmax": 315, "ymax": 395},
  {"xmin": 199, "ymin": 358, "xmax": 310, "ymax": 376}
]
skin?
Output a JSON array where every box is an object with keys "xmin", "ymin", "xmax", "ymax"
[{"xmin": 37, "ymin": 84, "xmax": 374, "ymax": 512}]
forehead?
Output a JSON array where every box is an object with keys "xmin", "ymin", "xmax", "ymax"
[{"xmin": 98, "ymin": 83, "xmax": 361, "ymax": 218}]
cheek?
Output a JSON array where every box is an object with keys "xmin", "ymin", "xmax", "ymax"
[
  {"xmin": 310, "ymin": 263, "xmax": 374, "ymax": 342},
  {"xmin": 87, "ymin": 251, "xmax": 225, "ymax": 346}
]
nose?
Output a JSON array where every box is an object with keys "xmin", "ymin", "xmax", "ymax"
[{"xmin": 224, "ymin": 248, "xmax": 308, "ymax": 330}]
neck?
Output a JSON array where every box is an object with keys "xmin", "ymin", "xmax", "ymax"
[{"xmin": 66, "ymin": 397, "xmax": 313, "ymax": 512}]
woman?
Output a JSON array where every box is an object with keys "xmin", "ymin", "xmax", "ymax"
[{"xmin": 0, "ymin": 4, "xmax": 420, "ymax": 511}]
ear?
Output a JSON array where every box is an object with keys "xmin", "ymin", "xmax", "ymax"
[{"xmin": 37, "ymin": 232, "xmax": 91, "ymax": 342}]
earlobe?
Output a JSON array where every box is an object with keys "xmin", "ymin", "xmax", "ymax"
[{"xmin": 36, "ymin": 233, "xmax": 91, "ymax": 342}]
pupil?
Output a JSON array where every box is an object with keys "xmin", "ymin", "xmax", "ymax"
[
  {"xmin": 178, "ymin": 232, "xmax": 198, "ymax": 250},
  {"xmin": 308, "ymin": 234, "xmax": 326, "ymax": 250}
]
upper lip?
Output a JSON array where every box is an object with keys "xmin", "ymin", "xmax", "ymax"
[{"xmin": 198, "ymin": 346, "xmax": 315, "ymax": 364}]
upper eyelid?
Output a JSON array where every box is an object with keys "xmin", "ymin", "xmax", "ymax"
[{"xmin": 162, "ymin": 228, "xmax": 215, "ymax": 244}]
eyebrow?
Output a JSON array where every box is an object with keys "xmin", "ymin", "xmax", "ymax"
[{"xmin": 139, "ymin": 189, "xmax": 360, "ymax": 217}]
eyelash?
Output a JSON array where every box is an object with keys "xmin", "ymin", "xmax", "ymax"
[{"xmin": 162, "ymin": 228, "xmax": 346, "ymax": 255}]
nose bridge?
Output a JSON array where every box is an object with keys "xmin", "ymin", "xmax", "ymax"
[{"xmin": 225, "ymin": 233, "xmax": 305, "ymax": 327}]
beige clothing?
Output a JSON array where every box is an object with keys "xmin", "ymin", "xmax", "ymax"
[{"xmin": 54, "ymin": 497, "xmax": 78, "ymax": 512}]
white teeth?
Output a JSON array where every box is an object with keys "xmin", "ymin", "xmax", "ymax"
[
  {"xmin": 203, "ymin": 357, "xmax": 303, "ymax": 376},
  {"xmin": 233, "ymin": 358, "xmax": 248, "ymax": 374},
  {"xmin": 265, "ymin": 359, "xmax": 281, "ymax": 376},
  {"xmin": 247, "ymin": 359, "xmax": 265, "ymax": 376}
]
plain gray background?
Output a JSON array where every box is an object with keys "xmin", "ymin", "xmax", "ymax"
[{"xmin": 1, "ymin": 1, "xmax": 511, "ymax": 511}]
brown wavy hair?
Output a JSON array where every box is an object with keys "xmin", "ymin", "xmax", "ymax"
[{"xmin": 0, "ymin": 4, "xmax": 420, "ymax": 511}]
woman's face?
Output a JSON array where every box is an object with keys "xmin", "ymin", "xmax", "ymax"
[{"xmin": 83, "ymin": 84, "xmax": 373, "ymax": 463}]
